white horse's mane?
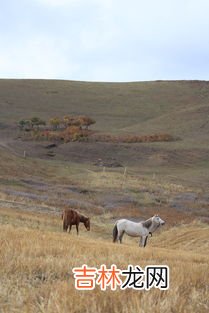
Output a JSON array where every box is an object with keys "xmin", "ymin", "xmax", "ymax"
[{"xmin": 142, "ymin": 217, "xmax": 153, "ymax": 229}]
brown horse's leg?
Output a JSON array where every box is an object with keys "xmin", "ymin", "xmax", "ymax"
[
  {"xmin": 63, "ymin": 220, "xmax": 68, "ymax": 232},
  {"xmin": 69, "ymin": 224, "xmax": 72, "ymax": 233},
  {"xmin": 76, "ymin": 223, "xmax": 79, "ymax": 235}
]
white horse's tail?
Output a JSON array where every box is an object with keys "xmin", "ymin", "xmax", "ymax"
[{"xmin": 113, "ymin": 222, "xmax": 118, "ymax": 243}]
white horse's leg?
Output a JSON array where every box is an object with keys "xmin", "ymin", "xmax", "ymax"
[
  {"xmin": 117, "ymin": 224, "xmax": 125, "ymax": 243},
  {"xmin": 143, "ymin": 235, "xmax": 148, "ymax": 247},
  {"xmin": 119, "ymin": 231, "xmax": 125, "ymax": 244},
  {"xmin": 140, "ymin": 236, "xmax": 148, "ymax": 247}
]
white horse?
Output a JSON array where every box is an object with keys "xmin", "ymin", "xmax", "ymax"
[{"xmin": 113, "ymin": 214, "xmax": 165, "ymax": 247}]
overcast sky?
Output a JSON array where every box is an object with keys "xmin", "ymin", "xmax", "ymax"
[{"xmin": 1, "ymin": 0, "xmax": 209, "ymax": 82}]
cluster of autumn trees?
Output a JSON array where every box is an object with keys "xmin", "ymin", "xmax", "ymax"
[
  {"xmin": 18, "ymin": 117, "xmax": 46, "ymax": 130},
  {"xmin": 18, "ymin": 115, "xmax": 95, "ymax": 131},
  {"xmin": 18, "ymin": 115, "xmax": 175, "ymax": 144},
  {"xmin": 18, "ymin": 115, "xmax": 96, "ymax": 142},
  {"xmin": 49, "ymin": 115, "xmax": 96, "ymax": 130}
]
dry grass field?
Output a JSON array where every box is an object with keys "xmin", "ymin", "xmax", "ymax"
[
  {"xmin": 0, "ymin": 207, "xmax": 209, "ymax": 313},
  {"xmin": 0, "ymin": 79, "xmax": 209, "ymax": 312}
]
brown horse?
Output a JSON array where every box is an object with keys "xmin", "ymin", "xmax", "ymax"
[{"xmin": 62, "ymin": 208, "xmax": 90, "ymax": 235}]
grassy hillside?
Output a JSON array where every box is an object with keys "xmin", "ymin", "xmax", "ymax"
[
  {"xmin": 0, "ymin": 79, "xmax": 209, "ymax": 312},
  {"xmin": 0, "ymin": 79, "xmax": 209, "ymax": 140},
  {"xmin": 0, "ymin": 79, "xmax": 209, "ymax": 186}
]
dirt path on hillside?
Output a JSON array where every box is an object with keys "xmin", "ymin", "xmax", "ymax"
[
  {"xmin": 0, "ymin": 140, "xmax": 23, "ymax": 157},
  {"xmin": 0, "ymin": 199, "xmax": 60, "ymax": 215}
]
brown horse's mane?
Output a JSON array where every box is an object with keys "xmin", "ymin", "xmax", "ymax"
[
  {"xmin": 79, "ymin": 213, "xmax": 89, "ymax": 222},
  {"xmin": 65, "ymin": 208, "xmax": 89, "ymax": 221}
]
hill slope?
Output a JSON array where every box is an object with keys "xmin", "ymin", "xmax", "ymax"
[
  {"xmin": 0, "ymin": 79, "xmax": 209, "ymax": 140},
  {"xmin": 0, "ymin": 80, "xmax": 209, "ymax": 312},
  {"xmin": 0, "ymin": 79, "xmax": 209, "ymax": 190}
]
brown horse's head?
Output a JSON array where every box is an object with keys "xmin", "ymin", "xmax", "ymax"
[{"xmin": 84, "ymin": 218, "xmax": 90, "ymax": 231}]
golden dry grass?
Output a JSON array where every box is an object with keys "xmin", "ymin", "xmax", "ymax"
[
  {"xmin": 83, "ymin": 170, "xmax": 189, "ymax": 193},
  {"xmin": 0, "ymin": 207, "xmax": 209, "ymax": 313}
]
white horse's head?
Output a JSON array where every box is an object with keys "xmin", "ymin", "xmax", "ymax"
[{"xmin": 153, "ymin": 214, "xmax": 165, "ymax": 226}]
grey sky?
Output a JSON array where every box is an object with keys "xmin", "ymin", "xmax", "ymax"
[{"xmin": 1, "ymin": 0, "xmax": 209, "ymax": 82}]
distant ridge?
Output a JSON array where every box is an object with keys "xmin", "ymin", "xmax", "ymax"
[{"xmin": 0, "ymin": 79, "xmax": 209, "ymax": 142}]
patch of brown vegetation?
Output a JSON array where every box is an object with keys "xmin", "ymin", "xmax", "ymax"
[{"xmin": 88, "ymin": 133, "xmax": 175, "ymax": 143}]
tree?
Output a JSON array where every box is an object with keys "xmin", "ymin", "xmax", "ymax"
[
  {"xmin": 18, "ymin": 119, "xmax": 32, "ymax": 131},
  {"xmin": 63, "ymin": 115, "xmax": 81, "ymax": 128},
  {"xmin": 49, "ymin": 117, "xmax": 61, "ymax": 130},
  {"xmin": 62, "ymin": 126, "xmax": 82, "ymax": 142},
  {"xmin": 78, "ymin": 116, "xmax": 96, "ymax": 129},
  {"xmin": 30, "ymin": 117, "xmax": 46, "ymax": 129}
]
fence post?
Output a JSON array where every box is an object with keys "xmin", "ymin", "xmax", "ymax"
[{"xmin": 121, "ymin": 167, "xmax": 127, "ymax": 189}]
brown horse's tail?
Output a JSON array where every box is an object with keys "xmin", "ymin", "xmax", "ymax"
[{"xmin": 113, "ymin": 223, "xmax": 118, "ymax": 243}]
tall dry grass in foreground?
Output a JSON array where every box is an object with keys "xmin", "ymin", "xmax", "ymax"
[{"xmin": 0, "ymin": 209, "xmax": 209, "ymax": 313}]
